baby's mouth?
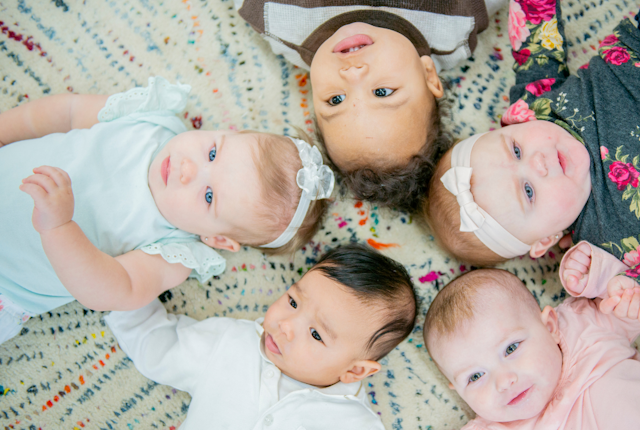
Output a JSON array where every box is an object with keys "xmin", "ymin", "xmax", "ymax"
[
  {"xmin": 161, "ymin": 156, "xmax": 171, "ymax": 186},
  {"xmin": 265, "ymin": 333, "xmax": 281, "ymax": 355},
  {"xmin": 508, "ymin": 387, "xmax": 531, "ymax": 406},
  {"xmin": 558, "ymin": 151, "xmax": 567, "ymax": 174},
  {"xmin": 333, "ymin": 34, "xmax": 373, "ymax": 54}
]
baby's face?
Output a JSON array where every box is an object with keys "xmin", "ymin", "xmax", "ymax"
[
  {"xmin": 148, "ymin": 130, "xmax": 262, "ymax": 250},
  {"xmin": 430, "ymin": 293, "xmax": 563, "ymax": 423},
  {"xmin": 310, "ymin": 22, "xmax": 441, "ymax": 170},
  {"xmin": 262, "ymin": 269, "xmax": 379, "ymax": 387},
  {"xmin": 470, "ymin": 121, "xmax": 591, "ymax": 245}
]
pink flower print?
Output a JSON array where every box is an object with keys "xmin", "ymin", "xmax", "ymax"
[
  {"xmin": 515, "ymin": 0, "xmax": 556, "ymax": 25},
  {"xmin": 501, "ymin": 99, "xmax": 537, "ymax": 126},
  {"xmin": 525, "ymin": 78, "xmax": 556, "ymax": 96},
  {"xmin": 579, "ymin": 62, "xmax": 589, "ymax": 70},
  {"xmin": 513, "ymin": 48, "xmax": 531, "ymax": 65},
  {"xmin": 623, "ymin": 248, "xmax": 640, "ymax": 267},
  {"xmin": 603, "ymin": 46, "xmax": 630, "ymax": 65},
  {"xmin": 509, "ymin": 0, "xmax": 531, "ymax": 51},
  {"xmin": 625, "ymin": 265, "xmax": 640, "ymax": 279},
  {"xmin": 600, "ymin": 146, "xmax": 609, "ymax": 160},
  {"xmin": 608, "ymin": 161, "xmax": 640, "ymax": 190},
  {"xmin": 599, "ymin": 34, "xmax": 619, "ymax": 48}
]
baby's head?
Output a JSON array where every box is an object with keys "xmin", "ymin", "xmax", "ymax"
[
  {"xmin": 422, "ymin": 121, "xmax": 592, "ymax": 265},
  {"xmin": 149, "ymin": 129, "xmax": 332, "ymax": 254},
  {"xmin": 310, "ymin": 22, "xmax": 449, "ymax": 210},
  {"xmin": 262, "ymin": 243, "xmax": 417, "ymax": 387},
  {"xmin": 424, "ymin": 269, "xmax": 563, "ymax": 423}
]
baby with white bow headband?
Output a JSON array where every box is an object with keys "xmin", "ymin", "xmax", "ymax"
[
  {"xmin": 0, "ymin": 77, "xmax": 334, "ymax": 344},
  {"xmin": 421, "ymin": 0, "xmax": 640, "ymax": 286}
]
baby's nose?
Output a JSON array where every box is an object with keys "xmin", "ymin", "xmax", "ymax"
[
  {"xmin": 530, "ymin": 152, "xmax": 548, "ymax": 176},
  {"xmin": 496, "ymin": 371, "xmax": 517, "ymax": 392},
  {"xmin": 180, "ymin": 158, "xmax": 197, "ymax": 184},
  {"xmin": 339, "ymin": 64, "xmax": 368, "ymax": 82}
]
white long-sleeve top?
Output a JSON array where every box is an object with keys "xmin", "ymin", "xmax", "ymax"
[{"xmin": 105, "ymin": 299, "xmax": 385, "ymax": 430}]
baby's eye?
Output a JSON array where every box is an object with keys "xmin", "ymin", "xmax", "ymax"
[
  {"xmin": 205, "ymin": 187, "xmax": 213, "ymax": 204},
  {"xmin": 524, "ymin": 184, "xmax": 534, "ymax": 201},
  {"xmin": 289, "ymin": 296, "xmax": 297, "ymax": 309},
  {"xmin": 505, "ymin": 342, "xmax": 520, "ymax": 356},
  {"xmin": 469, "ymin": 372, "xmax": 484, "ymax": 383},
  {"xmin": 328, "ymin": 95, "xmax": 345, "ymax": 106},
  {"xmin": 513, "ymin": 144, "xmax": 522, "ymax": 159},
  {"xmin": 373, "ymin": 88, "xmax": 394, "ymax": 97},
  {"xmin": 209, "ymin": 146, "xmax": 217, "ymax": 162},
  {"xmin": 310, "ymin": 328, "xmax": 322, "ymax": 342}
]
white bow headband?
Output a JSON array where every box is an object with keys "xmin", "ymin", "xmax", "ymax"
[
  {"xmin": 260, "ymin": 137, "xmax": 335, "ymax": 249},
  {"xmin": 440, "ymin": 133, "xmax": 531, "ymax": 259}
]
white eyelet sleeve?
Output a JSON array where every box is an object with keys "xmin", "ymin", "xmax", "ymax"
[
  {"xmin": 97, "ymin": 76, "xmax": 191, "ymax": 122},
  {"xmin": 140, "ymin": 241, "xmax": 226, "ymax": 283}
]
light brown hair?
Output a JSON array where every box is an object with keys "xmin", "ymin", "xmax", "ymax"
[
  {"xmin": 420, "ymin": 146, "xmax": 507, "ymax": 266},
  {"xmin": 237, "ymin": 129, "xmax": 329, "ymax": 255},
  {"xmin": 423, "ymin": 269, "xmax": 539, "ymax": 359}
]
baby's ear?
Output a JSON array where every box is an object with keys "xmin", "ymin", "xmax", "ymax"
[
  {"xmin": 420, "ymin": 56, "xmax": 444, "ymax": 99},
  {"xmin": 540, "ymin": 306, "xmax": 560, "ymax": 344},
  {"xmin": 339, "ymin": 360, "xmax": 381, "ymax": 384},
  {"xmin": 529, "ymin": 232, "xmax": 563, "ymax": 259},
  {"xmin": 200, "ymin": 235, "xmax": 241, "ymax": 252}
]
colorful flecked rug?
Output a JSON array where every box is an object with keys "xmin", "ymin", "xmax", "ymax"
[{"xmin": 1, "ymin": 0, "xmax": 639, "ymax": 429}]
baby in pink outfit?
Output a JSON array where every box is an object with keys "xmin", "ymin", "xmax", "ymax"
[{"xmin": 423, "ymin": 250, "xmax": 640, "ymax": 430}]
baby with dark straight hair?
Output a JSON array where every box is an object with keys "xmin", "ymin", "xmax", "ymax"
[{"xmin": 106, "ymin": 243, "xmax": 417, "ymax": 429}]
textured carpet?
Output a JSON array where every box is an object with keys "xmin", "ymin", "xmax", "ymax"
[{"xmin": 1, "ymin": 0, "xmax": 639, "ymax": 429}]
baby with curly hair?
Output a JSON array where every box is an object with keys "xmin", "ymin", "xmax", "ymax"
[{"xmin": 235, "ymin": 0, "xmax": 508, "ymax": 209}]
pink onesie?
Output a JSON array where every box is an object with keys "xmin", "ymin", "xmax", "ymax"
[{"xmin": 462, "ymin": 242, "xmax": 640, "ymax": 430}]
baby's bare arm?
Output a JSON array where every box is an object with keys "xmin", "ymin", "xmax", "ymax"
[
  {"xmin": 0, "ymin": 94, "xmax": 109, "ymax": 146},
  {"xmin": 42, "ymin": 223, "xmax": 192, "ymax": 311}
]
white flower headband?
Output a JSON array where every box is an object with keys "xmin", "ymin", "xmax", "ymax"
[
  {"xmin": 260, "ymin": 137, "xmax": 335, "ymax": 249},
  {"xmin": 440, "ymin": 133, "xmax": 531, "ymax": 259}
]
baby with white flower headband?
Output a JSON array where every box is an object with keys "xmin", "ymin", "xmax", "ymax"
[
  {"xmin": 422, "ymin": 1, "xmax": 640, "ymax": 279},
  {"xmin": 0, "ymin": 77, "xmax": 333, "ymax": 344}
]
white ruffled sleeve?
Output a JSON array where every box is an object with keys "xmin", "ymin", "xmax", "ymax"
[
  {"xmin": 140, "ymin": 241, "xmax": 226, "ymax": 283},
  {"xmin": 98, "ymin": 76, "xmax": 191, "ymax": 122}
]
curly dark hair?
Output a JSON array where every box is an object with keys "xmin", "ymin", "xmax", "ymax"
[{"xmin": 316, "ymin": 89, "xmax": 453, "ymax": 212}]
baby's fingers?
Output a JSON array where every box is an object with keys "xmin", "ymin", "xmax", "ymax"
[
  {"xmin": 600, "ymin": 295, "xmax": 621, "ymax": 314},
  {"xmin": 19, "ymin": 182, "xmax": 48, "ymax": 203},
  {"xmin": 21, "ymin": 173, "xmax": 58, "ymax": 194},
  {"xmin": 627, "ymin": 288, "xmax": 640, "ymax": 320},
  {"xmin": 565, "ymin": 244, "xmax": 591, "ymax": 273},
  {"xmin": 32, "ymin": 166, "xmax": 71, "ymax": 188},
  {"xmin": 613, "ymin": 289, "xmax": 634, "ymax": 319},
  {"xmin": 563, "ymin": 269, "xmax": 588, "ymax": 292}
]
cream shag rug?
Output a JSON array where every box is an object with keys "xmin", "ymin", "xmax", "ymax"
[{"xmin": 1, "ymin": 0, "xmax": 639, "ymax": 429}]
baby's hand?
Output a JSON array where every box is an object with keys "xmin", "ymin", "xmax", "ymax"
[
  {"xmin": 562, "ymin": 242, "xmax": 592, "ymax": 293},
  {"xmin": 600, "ymin": 275, "xmax": 640, "ymax": 321},
  {"xmin": 19, "ymin": 166, "xmax": 74, "ymax": 233}
]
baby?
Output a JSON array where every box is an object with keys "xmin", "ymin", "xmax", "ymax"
[
  {"xmin": 423, "ymin": 265, "xmax": 640, "ymax": 429},
  {"xmin": 234, "ymin": 0, "xmax": 507, "ymax": 209},
  {"xmin": 105, "ymin": 243, "xmax": 417, "ymax": 429},
  {"xmin": 0, "ymin": 77, "xmax": 332, "ymax": 344},
  {"xmin": 422, "ymin": 0, "xmax": 640, "ymax": 266}
]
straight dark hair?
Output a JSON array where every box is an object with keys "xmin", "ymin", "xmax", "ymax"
[{"xmin": 313, "ymin": 243, "xmax": 417, "ymax": 360}]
